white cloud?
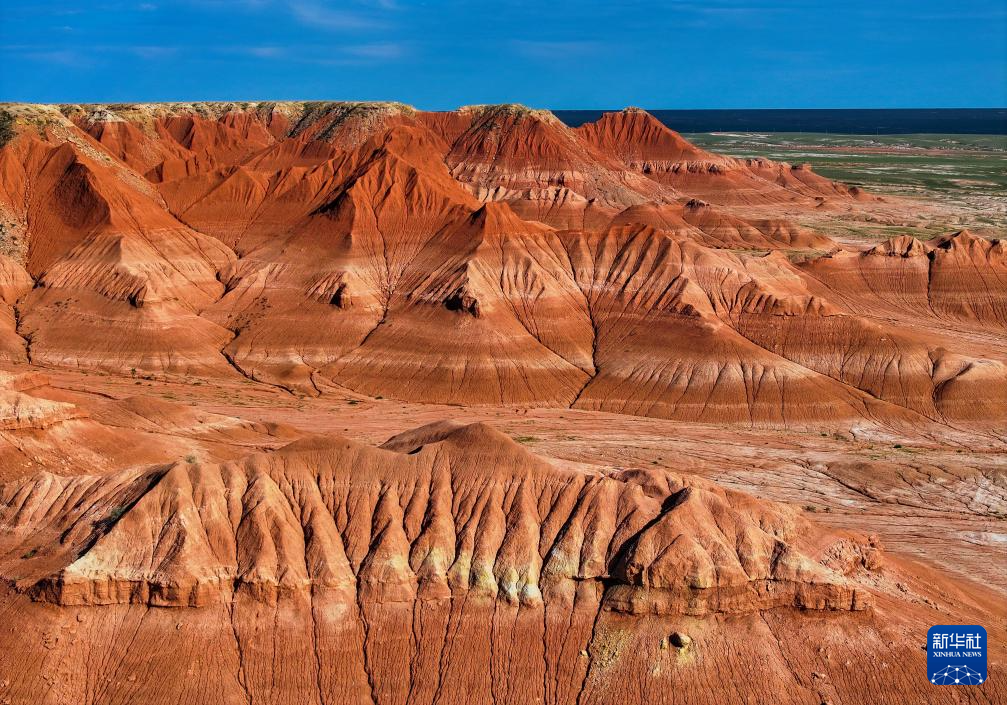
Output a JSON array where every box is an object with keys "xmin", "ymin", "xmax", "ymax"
[
  {"xmin": 22, "ymin": 49, "xmax": 87, "ymax": 66},
  {"xmin": 290, "ymin": 2, "xmax": 381, "ymax": 30},
  {"xmin": 246, "ymin": 46, "xmax": 285, "ymax": 57},
  {"xmin": 130, "ymin": 45, "xmax": 177, "ymax": 59},
  {"xmin": 343, "ymin": 41, "xmax": 403, "ymax": 59},
  {"xmin": 511, "ymin": 40, "xmax": 603, "ymax": 59}
]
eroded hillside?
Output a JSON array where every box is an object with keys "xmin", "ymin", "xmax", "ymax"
[{"xmin": 0, "ymin": 101, "xmax": 1003, "ymax": 705}]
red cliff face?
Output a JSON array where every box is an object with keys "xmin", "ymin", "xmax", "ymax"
[
  {"xmin": 0, "ymin": 369, "xmax": 998, "ymax": 705},
  {"xmin": 0, "ymin": 101, "xmax": 1003, "ymax": 704},
  {"xmin": 0, "ymin": 369, "xmax": 930, "ymax": 705}
]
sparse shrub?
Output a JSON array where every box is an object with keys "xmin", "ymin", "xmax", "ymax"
[{"xmin": 0, "ymin": 111, "xmax": 14, "ymax": 148}]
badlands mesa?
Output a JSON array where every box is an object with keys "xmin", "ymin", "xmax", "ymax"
[{"xmin": 0, "ymin": 101, "xmax": 1003, "ymax": 704}]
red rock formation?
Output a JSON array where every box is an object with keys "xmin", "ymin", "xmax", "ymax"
[
  {"xmin": 574, "ymin": 106, "xmax": 714, "ymax": 168},
  {"xmin": 6, "ymin": 424, "xmax": 865, "ymax": 611},
  {"xmin": 0, "ymin": 418, "xmax": 1001, "ymax": 704},
  {"xmin": 0, "ymin": 102, "xmax": 1001, "ymax": 423},
  {"xmin": 0, "ymin": 422, "xmax": 893, "ymax": 703},
  {"xmin": 0, "ymin": 255, "xmax": 32, "ymax": 360},
  {"xmin": 424, "ymin": 104, "xmax": 668, "ymax": 228},
  {"xmin": 577, "ymin": 108, "xmax": 871, "ymax": 206},
  {"xmin": 0, "ymin": 101, "xmax": 1003, "ymax": 705},
  {"xmin": 321, "ymin": 202, "xmax": 594, "ymax": 403}
]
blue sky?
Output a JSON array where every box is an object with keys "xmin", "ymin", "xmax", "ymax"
[{"xmin": 2, "ymin": 1, "xmax": 1005, "ymax": 108}]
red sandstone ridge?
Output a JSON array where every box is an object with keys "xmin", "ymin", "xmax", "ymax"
[
  {"xmin": 0, "ymin": 416, "xmax": 1001, "ymax": 705},
  {"xmin": 609, "ymin": 199, "xmax": 835, "ymax": 250},
  {"xmin": 575, "ymin": 106, "xmax": 716, "ymax": 167},
  {"xmin": 0, "ymin": 420, "xmax": 930, "ymax": 705},
  {"xmin": 419, "ymin": 104, "xmax": 667, "ymax": 229},
  {"xmin": 0, "ymin": 102, "xmax": 1002, "ymax": 425},
  {"xmin": 11, "ymin": 424, "xmax": 870, "ymax": 613}
]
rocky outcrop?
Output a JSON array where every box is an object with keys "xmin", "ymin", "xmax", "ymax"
[
  {"xmin": 0, "ymin": 423, "xmax": 872, "ymax": 615},
  {"xmin": 11, "ymin": 420, "xmax": 981, "ymax": 705},
  {"xmin": 0, "ymin": 370, "xmax": 81, "ymax": 431}
]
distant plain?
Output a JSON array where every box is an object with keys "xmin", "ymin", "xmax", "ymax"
[{"xmin": 687, "ymin": 131, "xmax": 1007, "ymax": 237}]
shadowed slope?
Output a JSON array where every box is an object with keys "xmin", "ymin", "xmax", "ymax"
[
  {"xmin": 0, "ymin": 116, "xmax": 237, "ymax": 377},
  {"xmin": 203, "ymin": 125, "xmax": 481, "ymax": 392}
]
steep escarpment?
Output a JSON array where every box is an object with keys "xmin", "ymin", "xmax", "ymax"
[
  {"xmin": 0, "ymin": 109, "xmax": 238, "ymax": 377},
  {"xmin": 4, "ymin": 423, "xmax": 869, "ymax": 613},
  {"xmin": 321, "ymin": 202, "xmax": 594, "ymax": 404},
  {"xmin": 791, "ymin": 231, "xmax": 1007, "ymax": 421},
  {"xmin": 0, "ymin": 102, "xmax": 1003, "ymax": 428},
  {"xmin": 1, "ymin": 420, "xmax": 1000, "ymax": 705},
  {"xmin": 0, "ymin": 255, "xmax": 33, "ymax": 360},
  {"xmin": 0, "ymin": 422, "xmax": 885, "ymax": 705},
  {"xmin": 560, "ymin": 226, "xmax": 904, "ymax": 424},
  {"xmin": 424, "ymin": 104, "xmax": 668, "ymax": 228},
  {"xmin": 805, "ymin": 230, "xmax": 1007, "ymax": 328}
]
